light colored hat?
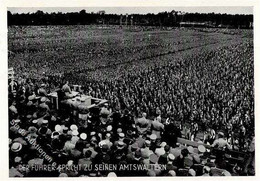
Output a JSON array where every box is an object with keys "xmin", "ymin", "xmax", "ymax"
[
  {"xmin": 189, "ymin": 169, "xmax": 196, "ymax": 176},
  {"xmin": 168, "ymin": 170, "xmax": 176, "ymax": 176},
  {"xmin": 203, "ymin": 166, "xmax": 211, "ymax": 172},
  {"xmin": 107, "ymin": 172, "xmax": 117, "ymax": 177},
  {"xmin": 150, "ymin": 134, "xmax": 157, "ymax": 140},
  {"xmin": 28, "ymin": 95, "xmax": 36, "ymax": 101},
  {"xmin": 11, "ymin": 142, "xmax": 22, "ymax": 152},
  {"xmin": 168, "ymin": 154, "xmax": 175, "ymax": 161},
  {"xmin": 80, "ymin": 133, "xmax": 87, "ymax": 140},
  {"xmin": 193, "ymin": 154, "xmax": 201, "ymax": 163},
  {"xmin": 145, "ymin": 140, "xmax": 151, "ymax": 146},
  {"xmin": 72, "ymin": 130, "xmax": 79, "ymax": 136},
  {"xmin": 14, "ymin": 119, "xmax": 21, "ymax": 123},
  {"xmin": 14, "ymin": 156, "xmax": 22, "ymax": 163},
  {"xmin": 147, "ymin": 170, "xmax": 156, "ymax": 176},
  {"xmin": 59, "ymin": 173, "xmax": 68, "ymax": 177},
  {"xmin": 117, "ymin": 128, "xmax": 122, "ymax": 133},
  {"xmin": 150, "ymin": 153, "xmax": 158, "ymax": 163},
  {"xmin": 51, "ymin": 116, "xmax": 57, "ymax": 121},
  {"xmin": 70, "ymin": 124, "xmax": 78, "ymax": 131},
  {"xmin": 106, "ymin": 133, "xmax": 111, "ymax": 138},
  {"xmin": 90, "ymin": 131, "xmax": 96, "ymax": 136},
  {"xmin": 27, "ymin": 101, "xmax": 33, "ymax": 106},
  {"xmin": 218, "ymin": 131, "xmax": 224, "ymax": 137},
  {"xmin": 51, "ymin": 131, "xmax": 60, "ymax": 139},
  {"xmin": 40, "ymin": 97, "xmax": 47, "ymax": 102},
  {"xmin": 119, "ymin": 133, "xmax": 125, "ymax": 138},
  {"xmin": 222, "ymin": 170, "xmax": 231, "ymax": 176},
  {"xmin": 198, "ymin": 145, "xmax": 206, "ymax": 153},
  {"xmin": 160, "ymin": 142, "xmax": 167, "ymax": 147},
  {"xmin": 187, "ymin": 146, "xmax": 194, "ymax": 154},
  {"xmin": 55, "ymin": 125, "xmax": 62, "ymax": 132},
  {"xmin": 67, "ymin": 160, "xmax": 73, "ymax": 166},
  {"xmin": 42, "ymin": 120, "xmax": 48, "ymax": 124},
  {"xmin": 107, "ymin": 125, "xmax": 112, "ymax": 132}
]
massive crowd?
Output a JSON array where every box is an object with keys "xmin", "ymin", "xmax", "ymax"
[{"xmin": 8, "ymin": 39, "xmax": 254, "ymax": 177}]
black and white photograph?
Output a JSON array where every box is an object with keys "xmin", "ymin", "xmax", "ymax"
[{"xmin": 3, "ymin": 2, "xmax": 259, "ymax": 178}]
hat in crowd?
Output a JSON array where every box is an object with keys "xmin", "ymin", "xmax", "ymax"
[
  {"xmin": 106, "ymin": 125, "xmax": 112, "ymax": 132},
  {"xmin": 59, "ymin": 173, "xmax": 68, "ymax": 177},
  {"xmin": 51, "ymin": 131, "xmax": 60, "ymax": 139},
  {"xmin": 55, "ymin": 124, "xmax": 62, "ymax": 132},
  {"xmin": 28, "ymin": 126, "xmax": 37, "ymax": 134},
  {"xmin": 168, "ymin": 170, "xmax": 176, "ymax": 176},
  {"xmin": 70, "ymin": 124, "xmax": 78, "ymax": 131},
  {"xmin": 26, "ymin": 114, "xmax": 32, "ymax": 119},
  {"xmin": 187, "ymin": 146, "xmax": 194, "ymax": 154},
  {"xmin": 218, "ymin": 132, "xmax": 224, "ymax": 137},
  {"xmin": 14, "ymin": 156, "xmax": 22, "ymax": 163},
  {"xmin": 150, "ymin": 134, "xmax": 157, "ymax": 141},
  {"xmin": 72, "ymin": 130, "xmax": 79, "ymax": 136},
  {"xmin": 171, "ymin": 148, "xmax": 182, "ymax": 157},
  {"xmin": 145, "ymin": 140, "xmax": 151, "ymax": 146},
  {"xmin": 14, "ymin": 119, "xmax": 21, "ymax": 123},
  {"xmin": 117, "ymin": 128, "xmax": 122, "ymax": 134},
  {"xmin": 150, "ymin": 153, "xmax": 159, "ymax": 164},
  {"xmin": 160, "ymin": 142, "xmax": 167, "ymax": 147},
  {"xmin": 27, "ymin": 101, "xmax": 33, "ymax": 107},
  {"xmin": 106, "ymin": 133, "xmax": 111, "ymax": 138},
  {"xmin": 80, "ymin": 133, "xmax": 87, "ymax": 140},
  {"xmin": 198, "ymin": 145, "xmax": 206, "ymax": 153},
  {"xmin": 203, "ymin": 166, "xmax": 211, "ymax": 173},
  {"xmin": 90, "ymin": 131, "xmax": 96, "ymax": 136},
  {"xmin": 40, "ymin": 83, "xmax": 46, "ymax": 87},
  {"xmin": 147, "ymin": 170, "xmax": 156, "ymax": 176},
  {"xmin": 42, "ymin": 120, "xmax": 48, "ymax": 125},
  {"xmin": 189, "ymin": 169, "xmax": 196, "ymax": 176},
  {"xmin": 40, "ymin": 97, "xmax": 47, "ymax": 103},
  {"xmin": 117, "ymin": 141, "xmax": 125, "ymax": 149},
  {"xmin": 184, "ymin": 157, "xmax": 193, "ymax": 168},
  {"xmin": 67, "ymin": 160, "xmax": 73, "ymax": 166},
  {"xmin": 131, "ymin": 143, "xmax": 139, "ymax": 151},
  {"xmin": 142, "ymin": 149, "xmax": 150, "ymax": 159},
  {"xmin": 168, "ymin": 154, "xmax": 175, "ymax": 161},
  {"xmin": 51, "ymin": 116, "xmax": 57, "ymax": 122},
  {"xmin": 31, "ymin": 119, "xmax": 37, "ymax": 125},
  {"xmin": 193, "ymin": 154, "xmax": 201, "ymax": 163},
  {"xmin": 28, "ymin": 158, "xmax": 44, "ymax": 168},
  {"xmin": 221, "ymin": 170, "xmax": 231, "ymax": 176},
  {"xmin": 11, "ymin": 142, "xmax": 22, "ymax": 152},
  {"xmin": 107, "ymin": 172, "xmax": 117, "ymax": 177},
  {"xmin": 28, "ymin": 95, "xmax": 36, "ymax": 101},
  {"xmin": 32, "ymin": 113, "xmax": 37, "ymax": 119},
  {"xmin": 119, "ymin": 133, "xmax": 125, "ymax": 138}
]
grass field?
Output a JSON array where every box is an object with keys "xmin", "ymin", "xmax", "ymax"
[{"xmin": 8, "ymin": 26, "xmax": 253, "ymax": 82}]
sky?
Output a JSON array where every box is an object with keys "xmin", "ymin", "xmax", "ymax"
[{"xmin": 8, "ymin": 7, "xmax": 253, "ymax": 15}]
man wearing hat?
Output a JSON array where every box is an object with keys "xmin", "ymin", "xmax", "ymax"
[
  {"xmin": 158, "ymin": 145, "xmax": 170, "ymax": 164},
  {"xmin": 136, "ymin": 113, "xmax": 150, "ymax": 135},
  {"xmin": 151, "ymin": 116, "xmax": 164, "ymax": 140},
  {"xmin": 163, "ymin": 154, "xmax": 177, "ymax": 175},
  {"xmin": 212, "ymin": 132, "xmax": 231, "ymax": 150}
]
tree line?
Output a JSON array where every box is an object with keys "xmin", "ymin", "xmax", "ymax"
[{"xmin": 8, "ymin": 10, "xmax": 253, "ymax": 28}]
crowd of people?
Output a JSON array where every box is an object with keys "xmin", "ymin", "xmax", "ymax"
[
  {"xmin": 9, "ymin": 38, "xmax": 254, "ymax": 176},
  {"xmin": 9, "ymin": 26, "xmax": 248, "ymax": 78}
]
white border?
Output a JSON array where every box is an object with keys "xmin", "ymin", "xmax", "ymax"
[{"xmin": 0, "ymin": 0, "xmax": 259, "ymax": 181}]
